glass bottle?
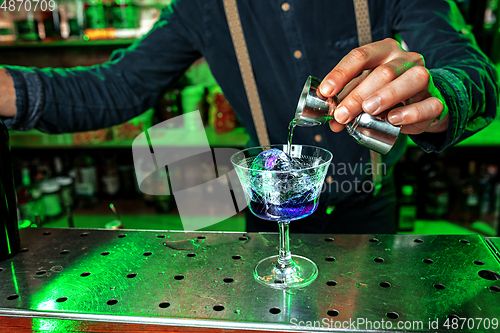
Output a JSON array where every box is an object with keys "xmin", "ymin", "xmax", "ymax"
[
  {"xmin": 0, "ymin": 10, "xmax": 16, "ymax": 42},
  {"xmin": 12, "ymin": 1, "xmax": 41, "ymax": 41},
  {"xmin": 40, "ymin": 1, "xmax": 61, "ymax": 40},
  {"xmin": 58, "ymin": 0, "xmax": 85, "ymax": 38},
  {"xmin": 461, "ymin": 161, "xmax": 481, "ymax": 224},
  {"xmin": 424, "ymin": 160, "xmax": 450, "ymax": 220},
  {"xmin": 0, "ymin": 120, "xmax": 21, "ymax": 261},
  {"xmin": 84, "ymin": 0, "xmax": 106, "ymax": 30},
  {"xmin": 112, "ymin": 0, "xmax": 139, "ymax": 37},
  {"xmin": 75, "ymin": 154, "xmax": 99, "ymax": 208},
  {"xmin": 154, "ymin": 89, "xmax": 183, "ymax": 128},
  {"xmin": 101, "ymin": 155, "xmax": 121, "ymax": 199}
]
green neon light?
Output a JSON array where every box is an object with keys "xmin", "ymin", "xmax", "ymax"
[
  {"xmin": 27, "ymin": 237, "xmax": 155, "ymax": 316},
  {"xmin": 4, "ymin": 224, "xmax": 11, "ymax": 254},
  {"xmin": 10, "ymin": 262, "xmax": 19, "ymax": 294}
]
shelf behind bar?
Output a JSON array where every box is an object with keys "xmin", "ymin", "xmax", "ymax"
[
  {"xmin": 9, "ymin": 118, "xmax": 500, "ymax": 149},
  {"xmin": 0, "ymin": 39, "xmax": 136, "ymax": 49},
  {"xmin": 9, "ymin": 127, "xmax": 249, "ymax": 149}
]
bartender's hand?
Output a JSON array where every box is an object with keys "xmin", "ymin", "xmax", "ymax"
[
  {"xmin": 319, "ymin": 38, "xmax": 449, "ymax": 135},
  {"xmin": 0, "ymin": 68, "xmax": 17, "ymax": 118}
]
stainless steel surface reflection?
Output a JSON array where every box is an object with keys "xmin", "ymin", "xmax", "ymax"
[{"xmin": 0, "ymin": 229, "xmax": 499, "ymax": 332}]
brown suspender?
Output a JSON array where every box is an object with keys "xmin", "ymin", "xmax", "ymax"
[
  {"xmin": 223, "ymin": 0, "xmax": 270, "ymax": 147},
  {"xmin": 223, "ymin": 0, "xmax": 382, "ymax": 195}
]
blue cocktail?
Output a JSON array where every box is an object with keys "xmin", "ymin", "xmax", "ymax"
[{"xmin": 231, "ymin": 144, "xmax": 332, "ymax": 289}]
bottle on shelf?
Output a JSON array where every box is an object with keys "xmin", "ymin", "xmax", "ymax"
[
  {"xmin": 479, "ymin": 164, "xmax": 500, "ymax": 233},
  {"xmin": 16, "ymin": 163, "xmax": 44, "ymax": 225},
  {"xmin": 74, "ymin": 154, "xmax": 99, "ymax": 208},
  {"xmin": 154, "ymin": 89, "xmax": 183, "ymax": 128},
  {"xmin": 100, "ymin": 154, "xmax": 121, "ymax": 199},
  {"xmin": 56, "ymin": 176, "xmax": 75, "ymax": 209},
  {"xmin": 398, "ymin": 183, "xmax": 417, "ymax": 232},
  {"xmin": 40, "ymin": 179, "xmax": 63, "ymax": 222},
  {"xmin": 461, "ymin": 161, "xmax": 482, "ymax": 225},
  {"xmin": 117, "ymin": 152, "xmax": 139, "ymax": 199},
  {"xmin": 39, "ymin": 2, "xmax": 61, "ymax": 41},
  {"xmin": 423, "ymin": 160, "xmax": 450, "ymax": 220},
  {"xmin": 58, "ymin": 0, "xmax": 85, "ymax": 39},
  {"xmin": 394, "ymin": 151, "xmax": 418, "ymax": 231},
  {"xmin": 12, "ymin": 1, "xmax": 41, "ymax": 41},
  {"xmin": 112, "ymin": 0, "xmax": 139, "ymax": 38},
  {"xmin": 84, "ymin": 0, "xmax": 107, "ymax": 30},
  {"xmin": 153, "ymin": 167, "xmax": 172, "ymax": 213},
  {"xmin": 0, "ymin": 10, "xmax": 16, "ymax": 42}
]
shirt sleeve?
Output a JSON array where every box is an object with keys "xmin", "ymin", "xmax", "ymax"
[
  {"xmin": 1, "ymin": 0, "xmax": 203, "ymax": 133},
  {"xmin": 390, "ymin": 0, "xmax": 499, "ymax": 153}
]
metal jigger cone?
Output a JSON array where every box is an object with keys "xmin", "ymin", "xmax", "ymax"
[{"xmin": 294, "ymin": 76, "xmax": 401, "ymax": 155}]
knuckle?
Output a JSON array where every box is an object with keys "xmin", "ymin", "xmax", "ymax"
[
  {"xmin": 407, "ymin": 52, "xmax": 424, "ymax": 65},
  {"xmin": 350, "ymin": 47, "xmax": 369, "ymax": 62},
  {"xmin": 384, "ymin": 38, "xmax": 398, "ymax": 47},
  {"xmin": 383, "ymin": 86, "xmax": 398, "ymax": 101},
  {"xmin": 332, "ymin": 67, "xmax": 349, "ymax": 82},
  {"xmin": 378, "ymin": 64, "xmax": 397, "ymax": 80},
  {"xmin": 344, "ymin": 92, "xmax": 364, "ymax": 110},
  {"xmin": 430, "ymin": 97, "xmax": 444, "ymax": 113},
  {"xmin": 411, "ymin": 66, "xmax": 430, "ymax": 82},
  {"xmin": 411, "ymin": 104, "xmax": 424, "ymax": 122}
]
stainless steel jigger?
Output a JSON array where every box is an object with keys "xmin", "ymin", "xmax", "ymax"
[{"xmin": 294, "ymin": 76, "xmax": 401, "ymax": 155}]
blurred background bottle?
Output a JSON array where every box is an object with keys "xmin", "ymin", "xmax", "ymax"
[
  {"xmin": 39, "ymin": 2, "xmax": 61, "ymax": 41},
  {"xmin": 112, "ymin": 0, "xmax": 139, "ymax": 38},
  {"xmin": 461, "ymin": 161, "xmax": 481, "ymax": 224},
  {"xmin": 16, "ymin": 162, "xmax": 44, "ymax": 224},
  {"xmin": 154, "ymin": 89, "xmax": 183, "ymax": 128},
  {"xmin": 75, "ymin": 154, "xmax": 99, "ymax": 208},
  {"xmin": 84, "ymin": 0, "xmax": 106, "ymax": 30},
  {"xmin": 0, "ymin": 11, "xmax": 16, "ymax": 42},
  {"xmin": 40, "ymin": 178, "xmax": 63, "ymax": 221},
  {"xmin": 422, "ymin": 160, "xmax": 450, "ymax": 220},
  {"xmin": 59, "ymin": 0, "xmax": 85, "ymax": 38},
  {"xmin": 100, "ymin": 154, "xmax": 121, "ymax": 199},
  {"xmin": 12, "ymin": 1, "xmax": 41, "ymax": 41}
]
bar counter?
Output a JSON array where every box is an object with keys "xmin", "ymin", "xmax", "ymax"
[{"xmin": 0, "ymin": 228, "xmax": 499, "ymax": 332}]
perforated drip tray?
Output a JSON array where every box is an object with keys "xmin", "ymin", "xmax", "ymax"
[{"xmin": 0, "ymin": 229, "xmax": 499, "ymax": 332}]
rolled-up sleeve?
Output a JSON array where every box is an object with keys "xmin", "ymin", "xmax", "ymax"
[
  {"xmin": 2, "ymin": 0, "xmax": 203, "ymax": 133},
  {"xmin": 392, "ymin": 0, "xmax": 499, "ymax": 152}
]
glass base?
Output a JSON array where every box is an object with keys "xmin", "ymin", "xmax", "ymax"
[{"xmin": 253, "ymin": 254, "xmax": 318, "ymax": 289}]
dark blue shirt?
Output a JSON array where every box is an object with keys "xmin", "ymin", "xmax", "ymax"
[{"xmin": 2, "ymin": 0, "xmax": 498, "ymax": 205}]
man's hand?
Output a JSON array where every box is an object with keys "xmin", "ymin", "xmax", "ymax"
[
  {"xmin": 0, "ymin": 68, "xmax": 17, "ymax": 119},
  {"xmin": 319, "ymin": 38, "xmax": 449, "ymax": 135}
]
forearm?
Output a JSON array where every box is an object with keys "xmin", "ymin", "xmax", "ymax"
[
  {"xmin": 1, "ymin": 1, "xmax": 203, "ymax": 133},
  {"xmin": 0, "ymin": 68, "xmax": 16, "ymax": 119},
  {"xmin": 394, "ymin": 0, "xmax": 499, "ymax": 152}
]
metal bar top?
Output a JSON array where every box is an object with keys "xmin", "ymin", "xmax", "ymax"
[{"xmin": 0, "ymin": 228, "xmax": 499, "ymax": 332}]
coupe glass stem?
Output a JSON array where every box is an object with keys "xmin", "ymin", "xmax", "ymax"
[{"xmin": 277, "ymin": 221, "xmax": 292, "ymax": 267}]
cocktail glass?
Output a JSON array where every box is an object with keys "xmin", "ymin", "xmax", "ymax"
[{"xmin": 231, "ymin": 144, "xmax": 332, "ymax": 289}]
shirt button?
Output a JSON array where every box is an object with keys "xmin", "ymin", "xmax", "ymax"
[
  {"xmin": 294, "ymin": 50, "xmax": 302, "ymax": 59},
  {"xmin": 326, "ymin": 176, "xmax": 333, "ymax": 184},
  {"xmin": 281, "ymin": 2, "xmax": 290, "ymax": 11},
  {"xmin": 314, "ymin": 134, "xmax": 322, "ymax": 142}
]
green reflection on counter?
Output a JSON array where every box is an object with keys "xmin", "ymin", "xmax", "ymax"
[{"xmin": 26, "ymin": 236, "xmax": 148, "ymax": 315}]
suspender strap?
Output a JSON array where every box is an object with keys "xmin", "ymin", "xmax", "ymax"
[
  {"xmin": 223, "ymin": 0, "xmax": 270, "ymax": 146},
  {"xmin": 223, "ymin": 0, "xmax": 382, "ymax": 195},
  {"xmin": 353, "ymin": 0, "xmax": 382, "ymax": 196},
  {"xmin": 353, "ymin": 0, "xmax": 373, "ymax": 45}
]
